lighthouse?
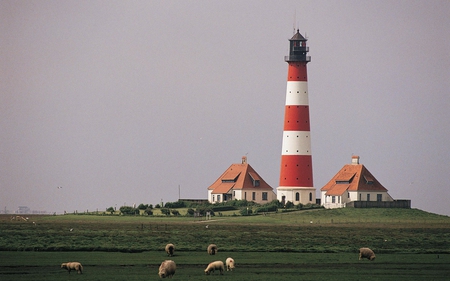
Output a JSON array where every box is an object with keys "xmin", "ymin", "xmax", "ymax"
[{"xmin": 277, "ymin": 30, "xmax": 315, "ymax": 205}]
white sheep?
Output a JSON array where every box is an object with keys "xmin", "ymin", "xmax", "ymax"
[
  {"xmin": 226, "ymin": 257, "xmax": 235, "ymax": 271},
  {"xmin": 207, "ymin": 244, "xmax": 218, "ymax": 255},
  {"xmin": 359, "ymin": 247, "xmax": 376, "ymax": 261},
  {"xmin": 204, "ymin": 260, "xmax": 224, "ymax": 275},
  {"xmin": 61, "ymin": 262, "xmax": 83, "ymax": 274},
  {"xmin": 158, "ymin": 260, "xmax": 176, "ymax": 278},
  {"xmin": 165, "ymin": 243, "xmax": 175, "ymax": 257}
]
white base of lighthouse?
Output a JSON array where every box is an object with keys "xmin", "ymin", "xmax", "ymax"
[{"xmin": 277, "ymin": 187, "xmax": 315, "ymax": 205}]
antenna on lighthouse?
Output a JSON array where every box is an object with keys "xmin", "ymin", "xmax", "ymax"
[{"xmin": 293, "ymin": 10, "xmax": 297, "ymax": 35}]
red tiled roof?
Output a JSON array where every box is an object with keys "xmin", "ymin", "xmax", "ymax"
[
  {"xmin": 325, "ymin": 184, "xmax": 350, "ymax": 196},
  {"xmin": 211, "ymin": 183, "xmax": 235, "ymax": 194},
  {"xmin": 207, "ymin": 162, "xmax": 273, "ymax": 194},
  {"xmin": 321, "ymin": 162, "xmax": 388, "ymax": 196}
]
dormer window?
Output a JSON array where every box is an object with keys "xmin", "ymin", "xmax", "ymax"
[
  {"xmin": 364, "ymin": 175, "xmax": 374, "ymax": 184},
  {"xmin": 249, "ymin": 172, "xmax": 260, "ymax": 187},
  {"xmin": 335, "ymin": 172, "xmax": 356, "ymax": 184}
]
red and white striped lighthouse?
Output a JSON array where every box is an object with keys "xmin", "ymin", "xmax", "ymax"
[{"xmin": 277, "ymin": 30, "xmax": 315, "ymax": 205}]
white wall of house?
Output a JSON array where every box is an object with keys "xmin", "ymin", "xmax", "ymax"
[
  {"xmin": 321, "ymin": 191, "xmax": 394, "ymax": 209},
  {"xmin": 208, "ymin": 189, "xmax": 276, "ymax": 204}
]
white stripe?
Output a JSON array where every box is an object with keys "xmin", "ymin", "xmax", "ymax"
[
  {"xmin": 285, "ymin": 81, "xmax": 309, "ymax": 106},
  {"xmin": 281, "ymin": 131, "xmax": 312, "ymax": 155}
]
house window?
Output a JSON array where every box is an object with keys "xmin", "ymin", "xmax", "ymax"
[
  {"xmin": 309, "ymin": 192, "xmax": 312, "ymax": 202},
  {"xmin": 217, "ymin": 195, "xmax": 221, "ymax": 202},
  {"xmin": 338, "ymin": 196, "xmax": 340, "ymax": 203},
  {"xmin": 377, "ymin": 194, "xmax": 382, "ymax": 201},
  {"xmin": 262, "ymin": 192, "xmax": 268, "ymax": 201},
  {"xmin": 252, "ymin": 192, "xmax": 256, "ymax": 200},
  {"xmin": 212, "ymin": 195, "xmax": 215, "ymax": 202},
  {"xmin": 366, "ymin": 194, "xmax": 370, "ymax": 201},
  {"xmin": 332, "ymin": 196, "xmax": 336, "ymax": 203},
  {"xmin": 244, "ymin": 192, "xmax": 247, "ymax": 200},
  {"xmin": 295, "ymin": 192, "xmax": 300, "ymax": 201}
]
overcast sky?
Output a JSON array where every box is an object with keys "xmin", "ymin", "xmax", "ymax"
[{"xmin": 1, "ymin": 1, "xmax": 449, "ymax": 216}]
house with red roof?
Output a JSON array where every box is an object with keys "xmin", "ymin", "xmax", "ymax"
[
  {"xmin": 207, "ymin": 156, "xmax": 277, "ymax": 204},
  {"xmin": 320, "ymin": 156, "xmax": 394, "ymax": 209}
]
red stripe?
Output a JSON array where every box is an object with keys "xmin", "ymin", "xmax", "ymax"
[
  {"xmin": 279, "ymin": 155, "xmax": 313, "ymax": 187},
  {"xmin": 283, "ymin": 105, "xmax": 310, "ymax": 131},
  {"xmin": 287, "ymin": 63, "xmax": 308, "ymax": 81}
]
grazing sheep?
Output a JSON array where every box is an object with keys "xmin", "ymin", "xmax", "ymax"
[
  {"xmin": 204, "ymin": 261, "xmax": 224, "ymax": 275},
  {"xmin": 359, "ymin": 247, "xmax": 376, "ymax": 261},
  {"xmin": 165, "ymin": 243, "xmax": 175, "ymax": 257},
  {"xmin": 61, "ymin": 262, "xmax": 83, "ymax": 274},
  {"xmin": 207, "ymin": 244, "xmax": 218, "ymax": 255},
  {"xmin": 226, "ymin": 257, "xmax": 235, "ymax": 271},
  {"xmin": 158, "ymin": 260, "xmax": 176, "ymax": 278}
]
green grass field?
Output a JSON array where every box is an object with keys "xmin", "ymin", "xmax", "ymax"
[{"xmin": 1, "ymin": 208, "xmax": 449, "ymax": 280}]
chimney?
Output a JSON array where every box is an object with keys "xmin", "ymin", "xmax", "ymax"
[
  {"xmin": 242, "ymin": 156, "xmax": 247, "ymax": 164},
  {"xmin": 351, "ymin": 155, "xmax": 360, "ymax": 165}
]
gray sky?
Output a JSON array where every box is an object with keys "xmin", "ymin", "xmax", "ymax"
[{"xmin": 1, "ymin": 1, "xmax": 449, "ymax": 216}]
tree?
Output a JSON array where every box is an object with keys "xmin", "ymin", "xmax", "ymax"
[
  {"xmin": 138, "ymin": 204, "xmax": 148, "ymax": 210},
  {"xmin": 120, "ymin": 206, "xmax": 138, "ymax": 215},
  {"xmin": 186, "ymin": 208, "xmax": 195, "ymax": 216},
  {"xmin": 106, "ymin": 207, "xmax": 115, "ymax": 214},
  {"xmin": 144, "ymin": 208, "xmax": 153, "ymax": 215},
  {"xmin": 160, "ymin": 208, "xmax": 170, "ymax": 216}
]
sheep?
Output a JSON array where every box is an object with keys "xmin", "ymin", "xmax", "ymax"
[
  {"xmin": 61, "ymin": 262, "xmax": 83, "ymax": 274},
  {"xmin": 226, "ymin": 257, "xmax": 235, "ymax": 271},
  {"xmin": 158, "ymin": 260, "xmax": 176, "ymax": 278},
  {"xmin": 359, "ymin": 247, "xmax": 376, "ymax": 261},
  {"xmin": 165, "ymin": 243, "xmax": 175, "ymax": 257},
  {"xmin": 207, "ymin": 244, "xmax": 218, "ymax": 255},
  {"xmin": 204, "ymin": 260, "xmax": 224, "ymax": 275}
]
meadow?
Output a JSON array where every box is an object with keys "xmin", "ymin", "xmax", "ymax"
[{"xmin": 1, "ymin": 208, "xmax": 449, "ymax": 280}]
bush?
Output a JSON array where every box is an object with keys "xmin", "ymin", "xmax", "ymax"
[
  {"xmin": 211, "ymin": 206, "xmax": 238, "ymax": 212},
  {"xmin": 240, "ymin": 208, "xmax": 253, "ymax": 216},
  {"xmin": 119, "ymin": 206, "xmax": 139, "ymax": 215},
  {"xmin": 165, "ymin": 200, "xmax": 186, "ymax": 208},
  {"xmin": 160, "ymin": 208, "xmax": 170, "ymax": 216},
  {"xmin": 186, "ymin": 208, "xmax": 195, "ymax": 216},
  {"xmin": 196, "ymin": 207, "xmax": 215, "ymax": 216}
]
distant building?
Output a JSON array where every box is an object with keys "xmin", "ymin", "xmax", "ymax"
[
  {"xmin": 207, "ymin": 156, "xmax": 277, "ymax": 204},
  {"xmin": 320, "ymin": 156, "xmax": 397, "ymax": 209},
  {"xmin": 15, "ymin": 206, "xmax": 31, "ymax": 214}
]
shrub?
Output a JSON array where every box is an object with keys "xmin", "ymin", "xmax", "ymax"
[
  {"xmin": 196, "ymin": 207, "xmax": 215, "ymax": 216},
  {"xmin": 186, "ymin": 208, "xmax": 195, "ymax": 216},
  {"xmin": 165, "ymin": 200, "xmax": 186, "ymax": 208},
  {"xmin": 119, "ymin": 206, "xmax": 139, "ymax": 215},
  {"xmin": 160, "ymin": 208, "xmax": 170, "ymax": 216},
  {"xmin": 240, "ymin": 208, "xmax": 253, "ymax": 216},
  {"xmin": 106, "ymin": 207, "xmax": 115, "ymax": 214}
]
